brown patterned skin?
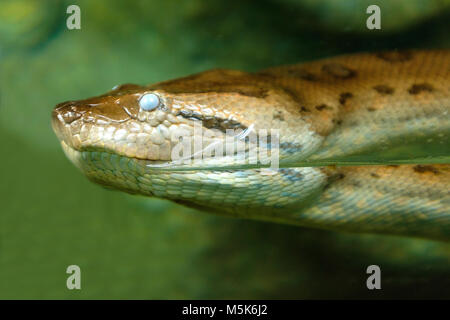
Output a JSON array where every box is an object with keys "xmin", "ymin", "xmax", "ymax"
[{"xmin": 52, "ymin": 50, "xmax": 450, "ymax": 241}]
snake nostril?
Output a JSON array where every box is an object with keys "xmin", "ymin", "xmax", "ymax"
[
  {"xmin": 61, "ymin": 110, "xmax": 82, "ymax": 124},
  {"xmin": 53, "ymin": 102, "xmax": 82, "ymax": 124}
]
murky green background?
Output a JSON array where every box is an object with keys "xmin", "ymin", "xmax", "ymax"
[{"xmin": 0, "ymin": 0, "xmax": 449, "ymax": 299}]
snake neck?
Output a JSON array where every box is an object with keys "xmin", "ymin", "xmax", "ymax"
[{"xmin": 261, "ymin": 49, "xmax": 450, "ymax": 162}]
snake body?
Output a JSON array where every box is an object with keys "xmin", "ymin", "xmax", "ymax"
[{"xmin": 52, "ymin": 50, "xmax": 450, "ymax": 240}]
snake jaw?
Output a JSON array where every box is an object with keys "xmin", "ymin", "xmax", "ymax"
[{"xmin": 50, "ymin": 67, "xmax": 329, "ymax": 204}]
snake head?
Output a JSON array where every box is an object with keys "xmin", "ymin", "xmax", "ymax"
[{"xmin": 51, "ymin": 69, "xmax": 321, "ymax": 195}]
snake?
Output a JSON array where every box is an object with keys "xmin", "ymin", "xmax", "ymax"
[{"xmin": 52, "ymin": 50, "xmax": 450, "ymax": 241}]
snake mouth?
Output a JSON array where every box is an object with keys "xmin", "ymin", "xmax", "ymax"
[
  {"xmin": 52, "ymin": 103, "xmax": 178, "ymax": 164},
  {"xmin": 60, "ymin": 142, "xmax": 169, "ymax": 168},
  {"xmin": 52, "ymin": 108, "xmax": 260, "ymax": 171},
  {"xmin": 59, "ymin": 142, "xmax": 159, "ymax": 195},
  {"xmin": 60, "ymin": 141, "xmax": 150, "ymax": 167}
]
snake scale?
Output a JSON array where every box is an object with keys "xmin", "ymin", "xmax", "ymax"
[{"xmin": 52, "ymin": 50, "xmax": 450, "ymax": 241}]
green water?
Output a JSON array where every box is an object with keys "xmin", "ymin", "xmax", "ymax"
[{"xmin": 0, "ymin": 0, "xmax": 449, "ymax": 299}]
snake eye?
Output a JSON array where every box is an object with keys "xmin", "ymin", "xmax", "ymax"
[{"xmin": 139, "ymin": 93, "xmax": 160, "ymax": 111}]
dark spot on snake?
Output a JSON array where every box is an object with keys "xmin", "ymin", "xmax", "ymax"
[
  {"xmin": 203, "ymin": 117, "xmax": 219, "ymax": 128},
  {"xmin": 370, "ymin": 173, "xmax": 380, "ymax": 178},
  {"xmin": 287, "ymin": 68, "xmax": 318, "ymax": 81},
  {"xmin": 177, "ymin": 110, "xmax": 246, "ymax": 132},
  {"xmin": 315, "ymin": 104, "xmax": 332, "ymax": 111},
  {"xmin": 179, "ymin": 109, "xmax": 192, "ymax": 117},
  {"xmin": 339, "ymin": 92, "xmax": 353, "ymax": 105},
  {"xmin": 281, "ymin": 87, "xmax": 304, "ymax": 105},
  {"xmin": 373, "ymin": 85, "xmax": 394, "ymax": 95},
  {"xmin": 219, "ymin": 119, "xmax": 245, "ymax": 130},
  {"xmin": 332, "ymin": 118, "xmax": 343, "ymax": 125},
  {"xmin": 376, "ymin": 51, "xmax": 413, "ymax": 62},
  {"xmin": 387, "ymin": 165, "xmax": 399, "ymax": 168},
  {"xmin": 408, "ymin": 83, "xmax": 434, "ymax": 95},
  {"xmin": 232, "ymin": 87, "xmax": 269, "ymax": 98},
  {"xmin": 367, "ymin": 107, "xmax": 376, "ymax": 112},
  {"xmin": 322, "ymin": 63, "xmax": 357, "ymax": 79},
  {"xmin": 324, "ymin": 172, "xmax": 346, "ymax": 190},
  {"xmin": 273, "ymin": 111, "xmax": 285, "ymax": 121},
  {"xmin": 191, "ymin": 111, "xmax": 203, "ymax": 120},
  {"xmin": 336, "ymin": 173, "xmax": 345, "ymax": 180},
  {"xmin": 413, "ymin": 165, "xmax": 440, "ymax": 175},
  {"xmin": 323, "ymin": 183, "xmax": 332, "ymax": 191},
  {"xmin": 300, "ymin": 106, "xmax": 310, "ymax": 112}
]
